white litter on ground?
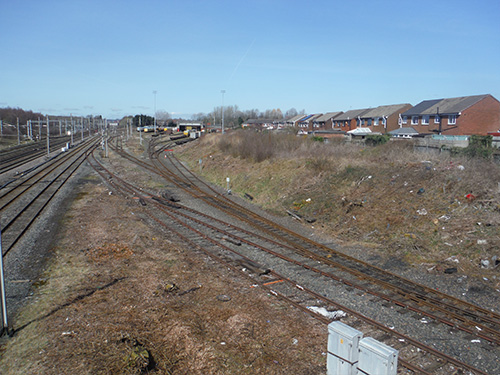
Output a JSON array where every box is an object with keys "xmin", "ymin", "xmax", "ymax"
[{"xmin": 307, "ymin": 306, "xmax": 346, "ymax": 319}]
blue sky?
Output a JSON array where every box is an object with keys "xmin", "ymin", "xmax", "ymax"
[{"xmin": 1, "ymin": 0, "xmax": 499, "ymax": 119}]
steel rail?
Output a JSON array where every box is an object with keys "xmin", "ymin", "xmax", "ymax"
[
  {"xmin": 150, "ymin": 139, "xmax": 500, "ymax": 327},
  {"xmin": 1, "ymin": 138, "xmax": 100, "ymax": 257},
  {"xmin": 0, "ymin": 137, "xmax": 97, "ymax": 210},
  {"xmin": 87, "ymin": 147, "xmax": 489, "ymax": 374},
  {"xmin": 0, "ymin": 136, "xmax": 72, "ymax": 174},
  {"xmin": 147, "ymin": 148, "xmax": 500, "ymax": 336}
]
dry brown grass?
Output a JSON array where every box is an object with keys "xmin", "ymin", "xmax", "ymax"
[{"xmin": 0, "ymin": 145, "xmax": 327, "ymax": 375}]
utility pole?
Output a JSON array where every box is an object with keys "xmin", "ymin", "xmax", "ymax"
[
  {"xmin": 139, "ymin": 117, "xmax": 142, "ymax": 145},
  {"xmin": 46, "ymin": 116, "xmax": 50, "ymax": 157},
  {"xmin": 0, "ymin": 227, "xmax": 10, "ymax": 337},
  {"xmin": 59, "ymin": 120, "xmax": 62, "ymax": 136},
  {"xmin": 221, "ymin": 90, "xmax": 226, "ymax": 134},
  {"xmin": 38, "ymin": 117, "xmax": 41, "ymax": 141},
  {"xmin": 0, "ymin": 119, "xmax": 3, "ymax": 137},
  {"xmin": 81, "ymin": 117, "xmax": 84, "ymax": 141},
  {"xmin": 17, "ymin": 117, "xmax": 20, "ymax": 145},
  {"xmin": 70, "ymin": 115, "xmax": 74, "ymax": 146},
  {"xmin": 153, "ymin": 90, "xmax": 157, "ymax": 133}
]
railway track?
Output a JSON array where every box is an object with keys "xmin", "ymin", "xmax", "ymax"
[
  {"xmin": 0, "ymin": 136, "xmax": 100, "ymax": 257},
  {"xmin": 151, "ymin": 138, "xmax": 500, "ymax": 329},
  {"xmin": 0, "ymin": 136, "xmax": 72, "ymax": 174},
  {"xmin": 90, "ymin": 133, "xmax": 499, "ymax": 374}
]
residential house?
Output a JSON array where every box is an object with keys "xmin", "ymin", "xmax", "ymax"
[
  {"xmin": 312, "ymin": 112, "xmax": 343, "ymax": 131},
  {"xmin": 358, "ymin": 103, "xmax": 413, "ymax": 133},
  {"xmin": 297, "ymin": 114, "xmax": 323, "ymax": 132},
  {"xmin": 285, "ymin": 114, "xmax": 308, "ymax": 127},
  {"xmin": 400, "ymin": 94, "xmax": 500, "ymax": 136},
  {"xmin": 242, "ymin": 118, "xmax": 276, "ymax": 130},
  {"xmin": 331, "ymin": 108, "xmax": 371, "ymax": 132}
]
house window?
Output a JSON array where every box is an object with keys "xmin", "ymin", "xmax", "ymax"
[
  {"xmin": 361, "ymin": 119, "xmax": 365, "ymax": 126},
  {"xmin": 448, "ymin": 115, "xmax": 457, "ymax": 125},
  {"xmin": 367, "ymin": 119, "xmax": 372, "ymax": 126},
  {"xmin": 356, "ymin": 118, "xmax": 360, "ymax": 127},
  {"xmin": 411, "ymin": 116, "xmax": 419, "ymax": 125},
  {"xmin": 422, "ymin": 115, "xmax": 429, "ymax": 125},
  {"xmin": 434, "ymin": 115, "xmax": 440, "ymax": 124},
  {"xmin": 374, "ymin": 117, "xmax": 379, "ymax": 126},
  {"xmin": 402, "ymin": 116, "xmax": 408, "ymax": 124}
]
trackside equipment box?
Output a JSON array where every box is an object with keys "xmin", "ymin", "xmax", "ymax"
[
  {"xmin": 327, "ymin": 321, "xmax": 363, "ymax": 375},
  {"xmin": 357, "ymin": 337, "xmax": 398, "ymax": 375}
]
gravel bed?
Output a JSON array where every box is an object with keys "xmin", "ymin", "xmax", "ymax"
[{"xmin": 2, "ymin": 163, "xmax": 93, "ymax": 321}]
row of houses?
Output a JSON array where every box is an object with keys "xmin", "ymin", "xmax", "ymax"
[{"xmin": 242, "ymin": 94, "xmax": 500, "ymax": 138}]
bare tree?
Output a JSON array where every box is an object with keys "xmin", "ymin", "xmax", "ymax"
[
  {"xmin": 156, "ymin": 110, "xmax": 171, "ymax": 121},
  {"xmin": 285, "ymin": 108, "xmax": 298, "ymax": 118}
]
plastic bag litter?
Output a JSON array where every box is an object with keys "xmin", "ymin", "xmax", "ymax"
[{"xmin": 307, "ymin": 306, "xmax": 346, "ymax": 319}]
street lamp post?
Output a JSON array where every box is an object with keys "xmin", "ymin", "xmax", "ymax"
[
  {"xmin": 153, "ymin": 90, "xmax": 157, "ymax": 133},
  {"xmin": 221, "ymin": 90, "xmax": 226, "ymax": 134}
]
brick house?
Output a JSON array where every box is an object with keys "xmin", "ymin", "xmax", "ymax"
[
  {"xmin": 400, "ymin": 94, "xmax": 500, "ymax": 135},
  {"xmin": 331, "ymin": 108, "xmax": 371, "ymax": 132},
  {"xmin": 358, "ymin": 103, "xmax": 413, "ymax": 133},
  {"xmin": 297, "ymin": 114, "xmax": 323, "ymax": 132},
  {"xmin": 285, "ymin": 114, "xmax": 307, "ymax": 127},
  {"xmin": 312, "ymin": 112, "xmax": 343, "ymax": 131}
]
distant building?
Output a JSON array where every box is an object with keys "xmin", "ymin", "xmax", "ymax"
[
  {"xmin": 358, "ymin": 103, "xmax": 413, "ymax": 133},
  {"xmin": 332, "ymin": 108, "xmax": 371, "ymax": 132},
  {"xmin": 312, "ymin": 112, "xmax": 343, "ymax": 131},
  {"xmin": 297, "ymin": 114, "xmax": 323, "ymax": 132},
  {"xmin": 400, "ymin": 94, "xmax": 500, "ymax": 136},
  {"xmin": 178, "ymin": 122, "xmax": 204, "ymax": 132},
  {"xmin": 285, "ymin": 114, "xmax": 308, "ymax": 127},
  {"xmin": 242, "ymin": 119, "xmax": 276, "ymax": 130}
]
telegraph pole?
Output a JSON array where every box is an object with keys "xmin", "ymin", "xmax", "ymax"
[
  {"xmin": 81, "ymin": 117, "xmax": 84, "ymax": 141},
  {"xmin": 0, "ymin": 226, "xmax": 10, "ymax": 337},
  {"xmin": 17, "ymin": 118, "xmax": 20, "ymax": 145},
  {"xmin": 221, "ymin": 90, "xmax": 226, "ymax": 134},
  {"xmin": 46, "ymin": 116, "xmax": 50, "ymax": 157},
  {"xmin": 70, "ymin": 115, "xmax": 74, "ymax": 146},
  {"xmin": 153, "ymin": 90, "xmax": 157, "ymax": 133}
]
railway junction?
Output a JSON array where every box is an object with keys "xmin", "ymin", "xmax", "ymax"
[{"xmin": 0, "ymin": 129, "xmax": 499, "ymax": 374}]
